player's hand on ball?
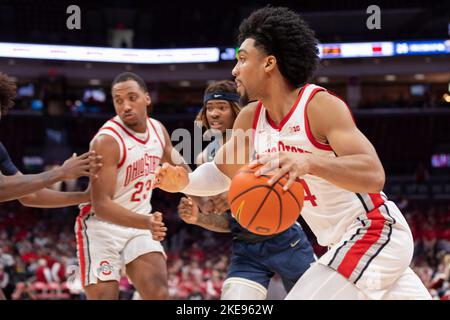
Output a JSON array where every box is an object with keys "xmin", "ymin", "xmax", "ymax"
[
  {"xmin": 153, "ymin": 163, "xmax": 189, "ymax": 192},
  {"xmin": 148, "ymin": 211, "xmax": 167, "ymax": 241},
  {"xmin": 178, "ymin": 197, "xmax": 199, "ymax": 224},
  {"xmin": 249, "ymin": 152, "xmax": 312, "ymax": 190}
]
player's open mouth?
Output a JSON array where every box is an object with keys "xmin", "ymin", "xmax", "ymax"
[{"xmin": 210, "ymin": 121, "xmax": 222, "ymax": 129}]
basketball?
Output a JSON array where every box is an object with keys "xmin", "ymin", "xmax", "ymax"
[{"xmin": 228, "ymin": 165, "xmax": 304, "ymax": 235}]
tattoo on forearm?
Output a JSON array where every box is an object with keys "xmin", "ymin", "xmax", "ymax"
[{"xmin": 197, "ymin": 212, "xmax": 230, "ymax": 232}]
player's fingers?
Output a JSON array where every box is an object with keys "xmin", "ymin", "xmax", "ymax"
[
  {"xmin": 283, "ymin": 172, "xmax": 298, "ymax": 191},
  {"xmin": 249, "ymin": 154, "xmax": 267, "ymax": 168},
  {"xmin": 267, "ymin": 166, "xmax": 289, "ymax": 185},
  {"xmin": 153, "ymin": 211, "xmax": 163, "ymax": 220},
  {"xmin": 152, "ymin": 225, "xmax": 167, "ymax": 232},
  {"xmin": 249, "ymin": 152, "xmax": 271, "ymax": 168},
  {"xmin": 78, "ymin": 151, "xmax": 91, "ymax": 160},
  {"xmin": 257, "ymin": 158, "xmax": 279, "ymax": 176},
  {"xmin": 180, "ymin": 197, "xmax": 189, "ymax": 204},
  {"xmin": 88, "ymin": 171, "xmax": 99, "ymax": 179}
]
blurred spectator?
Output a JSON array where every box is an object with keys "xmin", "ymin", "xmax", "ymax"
[{"xmin": 11, "ymin": 282, "xmax": 37, "ymax": 300}]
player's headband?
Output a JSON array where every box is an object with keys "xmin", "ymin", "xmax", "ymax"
[{"xmin": 203, "ymin": 92, "xmax": 240, "ymax": 104}]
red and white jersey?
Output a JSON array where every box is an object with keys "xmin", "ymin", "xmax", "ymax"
[
  {"xmin": 253, "ymin": 83, "xmax": 389, "ymax": 246},
  {"xmin": 91, "ymin": 115, "xmax": 165, "ymax": 215}
]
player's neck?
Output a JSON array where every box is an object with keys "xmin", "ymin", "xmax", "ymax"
[
  {"xmin": 119, "ymin": 117, "xmax": 147, "ymax": 134},
  {"xmin": 262, "ymin": 80, "xmax": 299, "ymax": 125},
  {"xmin": 128, "ymin": 122, "xmax": 147, "ymax": 133}
]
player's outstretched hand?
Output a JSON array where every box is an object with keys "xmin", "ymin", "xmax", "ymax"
[
  {"xmin": 153, "ymin": 163, "xmax": 189, "ymax": 193},
  {"xmin": 178, "ymin": 197, "xmax": 199, "ymax": 224},
  {"xmin": 148, "ymin": 211, "xmax": 167, "ymax": 241},
  {"xmin": 60, "ymin": 151, "xmax": 103, "ymax": 180}
]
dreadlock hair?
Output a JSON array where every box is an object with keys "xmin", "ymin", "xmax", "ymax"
[
  {"xmin": 0, "ymin": 73, "xmax": 17, "ymax": 115},
  {"xmin": 196, "ymin": 80, "xmax": 242, "ymax": 130},
  {"xmin": 238, "ymin": 6, "xmax": 319, "ymax": 87}
]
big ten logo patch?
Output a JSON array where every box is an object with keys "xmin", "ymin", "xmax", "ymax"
[{"xmin": 289, "ymin": 125, "xmax": 301, "ymax": 133}]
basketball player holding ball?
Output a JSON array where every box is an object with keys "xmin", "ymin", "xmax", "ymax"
[
  {"xmin": 176, "ymin": 80, "xmax": 315, "ymax": 300},
  {"xmin": 154, "ymin": 7, "xmax": 431, "ymax": 299}
]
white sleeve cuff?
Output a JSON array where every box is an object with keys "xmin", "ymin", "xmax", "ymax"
[{"xmin": 180, "ymin": 161, "xmax": 231, "ymax": 196}]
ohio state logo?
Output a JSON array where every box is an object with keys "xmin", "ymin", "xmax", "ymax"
[{"xmin": 97, "ymin": 260, "xmax": 113, "ymax": 276}]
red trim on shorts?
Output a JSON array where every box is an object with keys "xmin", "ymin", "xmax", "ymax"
[
  {"xmin": 265, "ymin": 84, "xmax": 309, "ymax": 131},
  {"xmin": 109, "ymin": 119, "xmax": 150, "ymax": 144},
  {"xmin": 99, "ymin": 127, "xmax": 127, "ymax": 168},
  {"xmin": 252, "ymin": 102, "xmax": 263, "ymax": 145},
  {"xmin": 76, "ymin": 205, "xmax": 92, "ymax": 288},
  {"xmin": 148, "ymin": 118, "xmax": 165, "ymax": 149},
  {"xmin": 303, "ymin": 87, "xmax": 333, "ymax": 151},
  {"xmin": 336, "ymin": 207, "xmax": 386, "ymax": 278}
]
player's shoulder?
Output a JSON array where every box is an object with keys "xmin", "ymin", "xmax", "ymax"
[
  {"xmin": 91, "ymin": 132, "xmax": 119, "ymax": 149},
  {"xmin": 148, "ymin": 116, "xmax": 166, "ymax": 132},
  {"xmin": 233, "ymin": 101, "xmax": 259, "ymax": 130},
  {"xmin": 307, "ymin": 87, "xmax": 355, "ymax": 132},
  {"xmin": 309, "ymin": 89, "xmax": 348, "ymax": 113}
]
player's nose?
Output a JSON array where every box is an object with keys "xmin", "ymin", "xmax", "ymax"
[
  {"xmin": 231, "ymin": 64, "xmax": 239, "ymax": 77},
  {"xmin": 123, "ymin": 103, "xmax": 133, "ymax": 112}
]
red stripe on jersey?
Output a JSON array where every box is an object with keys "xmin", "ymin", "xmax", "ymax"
[
  {"xmin": 148, "ymin": 118, "xmax": 165, "ymax": 149},
  {"xmin": 99, "ymin": 127, "xmax": 127, "ymax": 168},
  {"xmin": 336, "ymin": 207, "xmax": 386, "ymax": 278},
  {"xmin": 303, "ymin": 87, "xmax": 333, "ymax": 151},
  {"xmin": 265, "ymin": 84, "xmax": 309, "ymax": 131},
  {"xmin": 110, "ymin": 119, "xmax": 150, "ymax": 144}
]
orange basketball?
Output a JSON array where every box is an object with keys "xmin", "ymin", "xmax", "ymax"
[{"xmin": 228, "ymin": 164, "xmax": 304, "ymax": 235}]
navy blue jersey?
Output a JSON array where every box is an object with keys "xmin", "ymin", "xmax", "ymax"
[{"xmin": 0, "ymin": 142, "xmax": 19, "ymax": 176}]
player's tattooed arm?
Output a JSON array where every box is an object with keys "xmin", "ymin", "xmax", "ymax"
[
  {"xmin": 197, "ymin": 211, "xmax": 231, "ymax": 233},
  {"xmin": 178, "ymin": 197, "xmax": 230, "ymax": 233}
]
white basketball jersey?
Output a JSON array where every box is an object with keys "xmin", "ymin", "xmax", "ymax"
[
  {"xmin": 253, "ymin": 84, "xmax": 388, "ymax": 246},
  {"xmin": 92, "ymin": 115, "xmax": 165, "ymax": 215}
]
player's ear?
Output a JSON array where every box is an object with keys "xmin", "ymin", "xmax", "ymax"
[
  {"xmin": 145, "ymin": 92, "xmax": 151, "ymax": 106},
  {"xmin": 264, "ymin": 55, "xmax": 277, "ymax": 72}
]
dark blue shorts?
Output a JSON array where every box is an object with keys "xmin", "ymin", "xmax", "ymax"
[{"xmin": 227, "ymin": 223, "xmax": 315, "ymax": 292}]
